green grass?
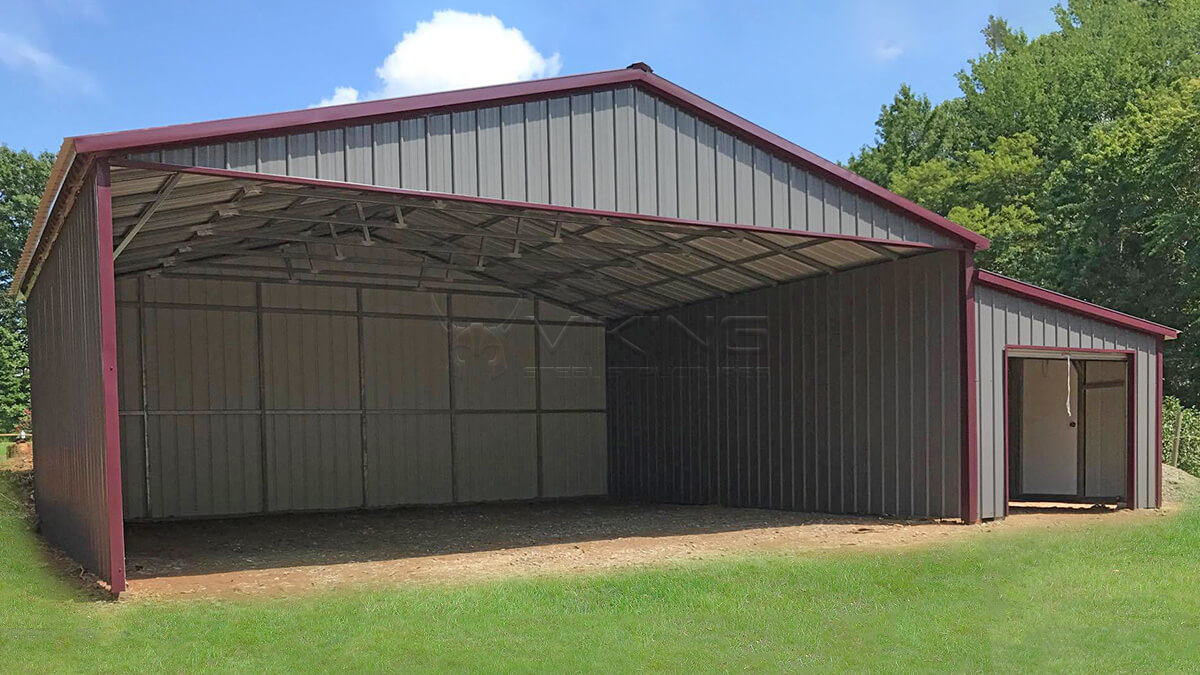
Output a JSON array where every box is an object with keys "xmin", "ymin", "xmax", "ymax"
[{"xmin": 3, "ymin": 477, "xmax": 1200, "ymax": 674}]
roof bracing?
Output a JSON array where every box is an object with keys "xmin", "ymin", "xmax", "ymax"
[{"xmin": 106, "ymin": 160, "xmax": 946, "ymax": 320}]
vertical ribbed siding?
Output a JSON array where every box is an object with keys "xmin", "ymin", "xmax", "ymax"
[
  {"xmin": 607, "ymin": 251, "xmax": 963, "ymax": 518},
  {"xmin": 135, "ymin": 86, "xmax": 956, "ymax": 248},
  {"xmin": 116, "ymin": 280, "xmax": 607, "ymax": 519},
  {"xmin": 974, "ymin": 285, "xmax": 1160, "ymax": 517},
  {"xmin": 27, "ymin": 175, "xmax": 117, "ymax": 582}
]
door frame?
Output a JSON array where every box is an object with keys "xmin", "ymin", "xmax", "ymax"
[{"xmin": 1003, "ymin": 346, "xmax": 1136, "ymax": 516}]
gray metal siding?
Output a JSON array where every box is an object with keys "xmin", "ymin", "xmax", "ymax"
[
  {"xmin": 975, "ymin": 285, "xmax": 1160, "ymax": 517},
  {"xmin": 116, "ymin": 278, "xmax": 607, "ymax": 519},
  {"xmin": 607, "ymin": 251, "xmax": 963, "ymax": 518},
  {"xmin": 137, "ymin": 86, "xmax": 956, "ymax": 248},
  {"xmin": 27, "ymin": 175, "xmax": 116, "ymax": 580}
]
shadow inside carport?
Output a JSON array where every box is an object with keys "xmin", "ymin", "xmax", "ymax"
[{"xmin": 123, "ymin": 498, "xmax": 944, "ymax": 581}]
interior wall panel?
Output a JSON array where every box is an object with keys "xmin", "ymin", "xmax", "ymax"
[
  {"xmin": 542, "ymin": 412, "xmax": 608, "ymax": 497},
  {"xmin": 607, "ymin": 251, "xmax": 963, "ymax": 519},
  {"xmin": 365, "ymin": 414, "xmax": 454, "ymax": 506},
  {"xmin": 265, "ymin": 413, "xmax": 362, "ymax": 511},
  {"xmin": 455, "ymin": 413, "xmax": 538, "ymax": 502},
  {"xmin": 118, "ymin": 282, "xmax": 607, "ymax": 519}
]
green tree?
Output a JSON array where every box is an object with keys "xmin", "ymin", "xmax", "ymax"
[
  {"xmin": 847, "ymin": 85, "xmax": 955, "ymax": 186},
  {"xmin": 0, "ymin": 146, "xmax": 54, "ymax": 432},
  {"xmin": 1049, "ymin": 78, "xmax": 1200, "ymax": 398},
  {"xmin": 849, "ymin": 0, "xmax": 1200, "ymax": 405}
]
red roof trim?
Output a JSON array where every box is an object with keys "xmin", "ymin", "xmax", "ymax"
[
  {"xmin": 110, "ymin": 157, "xmax": 947, "ymax": 251},
  {"xmin": 69, "ymin": 66, "xmax": 987, "ymax": 250},
  {"xmin": 977, "ymin": 270, "xmax": 1178, "ymax": 339}
]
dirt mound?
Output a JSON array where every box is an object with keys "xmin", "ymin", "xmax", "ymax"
[{"xmin": 1163, "ymin": 464, "xmax": 1200, "ymax": 505}]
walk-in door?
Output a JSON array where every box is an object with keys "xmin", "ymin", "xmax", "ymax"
[{"xmin": 1008, "ymin": 352, "xmax": 1131, "ymax": 504}]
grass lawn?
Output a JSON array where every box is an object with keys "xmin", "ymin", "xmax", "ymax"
[{"xmin": 3, "ymin": 476, "xmax": 1199, "ymax": 673}]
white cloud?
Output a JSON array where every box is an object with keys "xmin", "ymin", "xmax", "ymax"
[
  {"xmin": 0, "ymin": 31, "xmax": 98, "ymax": 96},
  {"xmin": 875, "ymin": 43, "xmax": 904, "ymax": 61},
  {"xmin": 312, "ymin": 86, "xmax": 361, "ymax": 108},
  {"xmin": 314, "ymin": 10, "xmax": 561, "ymax": 106}
]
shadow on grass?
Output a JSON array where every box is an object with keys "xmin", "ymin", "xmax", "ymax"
[{"xmin": 0, "ymin": 465, "xmax": 116, "ymax": 602}]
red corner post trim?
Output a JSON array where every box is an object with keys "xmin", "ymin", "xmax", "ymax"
[
  {"xmin": 95, "ymin": 161, "xmax": 126, "ymax": 594},
  {"xmin": 1126, "ymin": 354, "xmax": 1137, "ymax": 509},
  {"xmin": 961, "ymin": 253, "xmax": 980, "ymax": 523},
  {"xmin": 1156, "ymin": 340, "xmax": 1164, "ymax": 508}
]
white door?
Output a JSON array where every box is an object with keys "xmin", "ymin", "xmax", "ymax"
[
  {"xmin": 1084, "ymin": 360, "xmax": 1128, "ymax": 497},
  {"xmin": 1021, "ymin": 359, "xmax": 1078, "ymax": 495}
]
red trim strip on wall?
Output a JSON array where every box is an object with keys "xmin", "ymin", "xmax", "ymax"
[
  {"xmin": 961, "ymin": 251, "xmax": 980, "ymax": 523},
  {"xmin": 95, "ymin": 161, "xmax": 126, "ymax": 595},
  {"xmin": 977, "ymin": 270, "xmax": 1178, "ymax": 340},
  {"xmin": 1156, "ymin": 340, "xmax": 1164, "ymax": 508},
  {"xmin": 1129, "ymin": 353, "xmax": 1139, "ymax": 508}
]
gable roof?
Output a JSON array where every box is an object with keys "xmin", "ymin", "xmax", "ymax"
[
  {"xmin": 15, "ymin": 64, "xmax": 990, "ymax": 296},
  {"xmin": 976, "ymin": 270, "xmax": 1178, "ymax": 340}
]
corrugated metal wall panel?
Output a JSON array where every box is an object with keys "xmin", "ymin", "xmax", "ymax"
[
  {"xmin": 607, "ymin": 251, "xmax": 963, "ymax": 518},
  {"xmin": 265, "ymin": 413, "xmax": 362, "ymax": 511},
  {"xmin": 27, "ymin": 175, "xmax": 116, "ymax": 580},
  {"xmin": 974, "ymin": 285, "xmax": 1160, "ymax": 516},
  {"xmin": 542, "ymin": 412, "xmax": 607, "ymax": 497},
  {"xmin": 363, "ymin": 317, "xmax": 449, "ymax": 409},
  {"xmin": 365, "ymin": 414, "xmax": 454, "ymax": 506},
  {"xmin": 119, "ymin": 416, "xmax": 146, "ymax": 519},
  {"xmin": 538, "ymin": 325, "xmax": 606, "ymax": 409},
  {"xmin": 455, "ymin": 413, "xmax": 538, "ymax": 501},
  {"xmin": 118, "ymin": 283, "xmax": 607, "ymax": 518},
  {"xmin": 143, "ymin": 308, "xmax": 258, "ymax": 410},
  {"xmin": 147, "ymin": 414, "xmax": 261, "ymax": 517},
  {"xmin": 451, "ymin": 323, "xmax": 535, "ymax": 410},
  {"xmin": 143, "ymin": 86, "xmax": 956, "ymax": 247},
  {"xmin": 262, "ymin": 313, "xmax": 360, "ymax": 410}
]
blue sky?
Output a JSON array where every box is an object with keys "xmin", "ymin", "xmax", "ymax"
[{"xmin": 0, "ymin": 1, "xmax": 1060, "ymax": 163}]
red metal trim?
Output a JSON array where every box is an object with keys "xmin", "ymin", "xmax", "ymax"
[
  {"xmin": 95, "ymin": 161, "xmax": 126, "ymax": 595},
  {"xmin": 1156, "ymin": 339, "xmax": 1164, "ymax": 508},
  {"xmin": 1003, "ymin": 351, "xmax": 1009, "ymax": 518},
  {"xmin": 1129, "ymin": 353, "xmax": 1138, "ymax": 509},
  {"xmin": 109, "ymin": 158, "xmax": 951, "ymax": 251},
  {"xmin": 66, "ymin": 66, "xmax": 988, "ymax": 251},
  {"xmin": 961, "ymin": 251, "xmax": 980, "ymax": 523},
  {"xmin": 1002, "ymin": 345, "xmax": 1138, "ymax": 510},
  {"xmin": 977, "ymin": 270, "xmax": 1178, "ymax": 340}
]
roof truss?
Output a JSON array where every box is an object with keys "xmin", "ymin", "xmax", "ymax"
[{"xmin": 107, "ymin": 160, "xmax": 943, "ymax": 319}]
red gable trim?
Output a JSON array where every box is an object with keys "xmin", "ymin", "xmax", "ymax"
[
  {"xmin": 976, "ymin": 270, "xmax": 1178, "ymax": 340},
  {"xmin": 65, "ymin": 66, "xmax": 988, "ymax": 251}
]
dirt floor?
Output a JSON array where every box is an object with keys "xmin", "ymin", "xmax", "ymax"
[{"xmin": 120, "ymin": 494, "xmax": 1174, "ymax": 601}]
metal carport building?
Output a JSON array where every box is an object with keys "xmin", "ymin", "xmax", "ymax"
[{"xmin": 13, "ymin": 63, "xmax": 1176, "ymax": 594}]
